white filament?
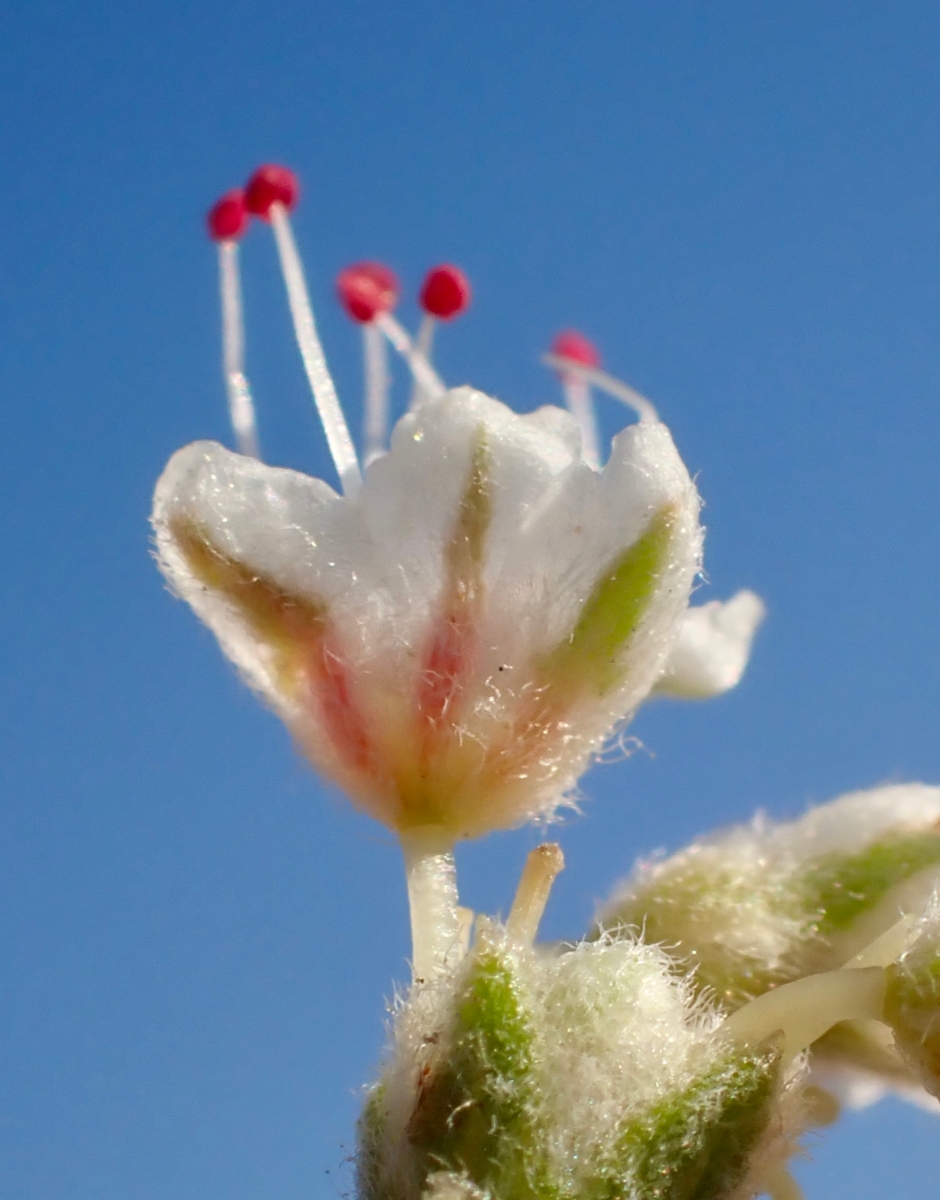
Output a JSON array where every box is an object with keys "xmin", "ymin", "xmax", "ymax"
[
  {"xmin": 362, "ymin": 322, "xmax": 390, "ymax": 465},
  {"xmin": 408, "ymin": 313, "xmax": 437, "ymax": 411},
  {"xmin": 376, "ymin": 312, "xmax": 447, "ymax": 402},
  {"xmin": 401, "ymin": 827, "xmax": 461, "ymax": 981},
  {"xmin": 560, "ymin": 378, "xmax": 601, "ymax": 468},
  {"xmin": 218, "ymin": 241, "xmax": 260, "ymax": 459},
  {"xmin": 507, "ymin": 843, "xmax": 565, "ymax": 946},
  {"xmin": 542, "ymin": 353, "xmax": 659, "ymax": 424},
  {"xmin": 268, "ymin": 203, "xmax": 362, "ymax": 496}
]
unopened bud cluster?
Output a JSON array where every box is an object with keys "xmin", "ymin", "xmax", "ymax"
[
  {"xmin": 359, "ymin": 923, "xmax": 793, "ymax": 1200},
  {"xmin": 599, "ymin": 784, "xmax": 940, "ymax": 1108}
]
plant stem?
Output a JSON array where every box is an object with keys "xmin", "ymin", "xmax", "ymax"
[
  {"xmin": 401, "ymin": 827, "xmax": 460, "ymax": 981},
  {"xmin": 723, "ymin": 966, "xmax": 886, "ymax": 1064}
]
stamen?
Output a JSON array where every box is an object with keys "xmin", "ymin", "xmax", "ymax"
[
  {"xmin": 421, "ymin": 264, "xmax": 472, "ymax": 321},
  {"xmin": 336, "ymin": 262, "xmax": 400, "ymax": 464},
  {"xmin": 245, "ymin": 165, "xmax": 362, "ymax": 496},
  {"xmin": 207, "ymin": 187, "xmax": 250, "ymax": 242},
  {"xmin": 563, "ymin": 378, "xmax": 601, "ymax": 467},
  {"xmin": 416, "ymin": 313, "xmax": 435, "ymax": 357},
  {"xmin": 407, "ymin": 314, "xmax": 435, "ymax": 411},
  {"xmin": 550, "ymin": 331, "xmax": 602, "ymax": 468},
  {"xmin": 206, "ymin": 190, "xmax": 259, "ymax": 459},
  {"xmin": 401, "ymin": 826, "xmax": 461, "ymax": 982},
  {"xmin": 244, "ymin": 163, "xmax": 299, "ymax": 217},
  {"xmin": 409, "ymin": 265, "xmax": 472, "ymax": 410},
  {"xmin": 362, "ymin": 323, "xmax": 390, "ymax": 465},
  {"xmin": 507, "ymin": 843, "xmax": 565, "ymax": 946},
  {"xmin": 542, "ymin": 350, "xmax": 659, "ymax": 425},
  {"xmin": 375, "ymin": 312, "xmax": 447, "ymax": 402}
]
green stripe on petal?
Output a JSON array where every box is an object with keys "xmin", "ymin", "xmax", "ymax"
[
  {"xmin": 801, "ymin": 833, "xmax": 940, "ymax": 936},
  {"xmin": 538, "ymin": 504, "xmax": 677, "ymax": 696},
  {"xmin": 445, "ymin": 432, "xmax": 492, "ymax": 586}
]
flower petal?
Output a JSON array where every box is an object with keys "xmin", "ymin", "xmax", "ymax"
[
  {"xmin": 153, "ymin": 389, "xmax": 702, "ymax": 837},
  {"xmin": 654, "ymin": 590, "xmax": 766, "ymax": 699}
]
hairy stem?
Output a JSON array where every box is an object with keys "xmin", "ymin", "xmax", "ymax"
[{"xmin": 401, "ymin": 827, "xmax": 460, "ymax": 981}]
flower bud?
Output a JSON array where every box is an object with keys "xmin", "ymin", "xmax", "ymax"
[
  {"xmin": 358, "ymin": 922, "xmax": 795, "ymax": 1200},
  {"xmin": 597, "ymin": 784, "xmax": 940, "ymax": 1109},
  {"xmin": 598, "ymin": 784, "xmax": 940, "ymax": 1008}
]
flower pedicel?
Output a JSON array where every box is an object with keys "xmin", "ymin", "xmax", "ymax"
[{"xmin": 153, "ymin": 163, "xmax": 940, "ymax": 1200}]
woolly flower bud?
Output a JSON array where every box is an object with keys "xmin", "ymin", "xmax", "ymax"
[
  {"xmin": 596, "ymin": 783, "xmax": 940, "ymax": 1108},
  {"xmin": 598, "ymin": 784, "xmax": 940, "ymax": 1006},
  {"xmin": 358, "ymin": 922, "xmax": 796, "ymax": 1200},
  {"xmin": 884, "ymin": 893, "xmax": 940, "ymax": 1101},
  {"xmin": 153, "ymin": 388, "xmax": 701, "ymax": 841}
]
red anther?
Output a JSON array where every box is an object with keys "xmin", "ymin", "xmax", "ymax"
[
  {"xmin": 551, "ymin": 330, "xmax": 601, "ymax": 369},
  {"xmin": 420, "ymin": 264, "xmax": 472, "ymax": 320},
  {"xmin": 244, "ymin": 164, "xmax": 300, "ymax": 219},
  {"xmin": 206, "ymin": 189, "xmax": 248, "ymax": 242},
  {"xmin": 336, "ymin": 262, "xmax": 400, "ymax": 324}
]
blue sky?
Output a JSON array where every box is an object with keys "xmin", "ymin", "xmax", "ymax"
[{"xmin": 1, "ymin": 2, "xmax": 939, "ymax": 1196}]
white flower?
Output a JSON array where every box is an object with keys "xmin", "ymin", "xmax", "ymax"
[
  {"xmin": 153, "ymin": 387, "xmax": 702, "ymax": 842},
  {"xmin": 599, "ymin": 783, "xmax": 940, "ymax": 998},
  {"xmin": 169, "ymin": 173, "xmax": 763, "ymax": 975}
]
